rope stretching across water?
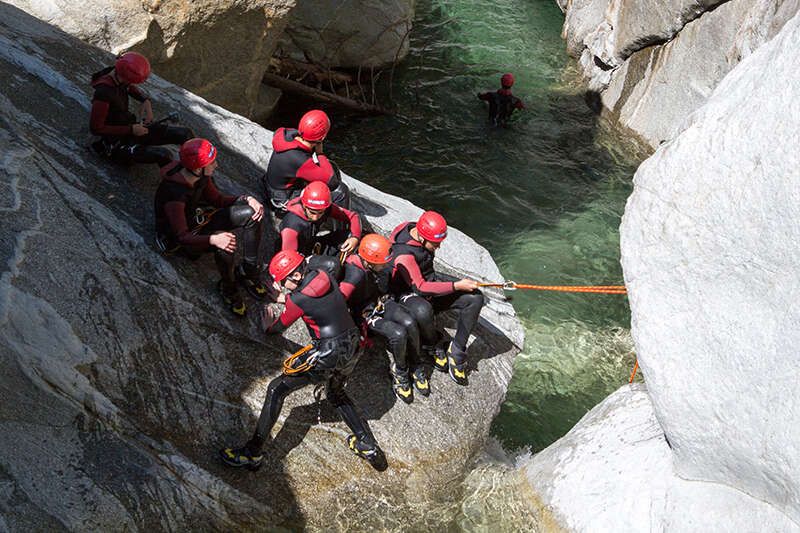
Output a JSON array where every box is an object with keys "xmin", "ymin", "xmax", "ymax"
[{"xmin": 478, "ymin": 281, "xmax": 627, "ymax": 294}]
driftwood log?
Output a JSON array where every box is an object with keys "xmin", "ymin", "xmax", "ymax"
[{"xmin": 262, "ymin": 72, "xmax": 393, "ymax": 115}]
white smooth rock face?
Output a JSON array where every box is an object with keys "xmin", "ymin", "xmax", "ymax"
[
  {"xmin": 0, "ymin": 4, "xmax": 522, "ymax": 530},
  {"xmin": 621, "ymin": 9, "xmax": 800, "ymax": 526},
  {"xmin": 560, "ymin": 0, "xmax": 800, "ymax": 148},
  {"xmin": 524, "ymin": 385, "xmax": 800, "ymax": 532}
]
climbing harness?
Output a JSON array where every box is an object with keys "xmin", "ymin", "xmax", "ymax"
[
  {"xmin": 478, "ymin": 280, "xmax": 627, "ymax": 295},
  {"xmin": 283, "ymin": 343, "xmax": 315, "ymax": 375}
]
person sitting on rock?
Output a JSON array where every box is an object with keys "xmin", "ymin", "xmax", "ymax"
[
  {"xmin": 278, "ymin": 181, "xmax": 361, "ymax": 257},
  {"xmin": 220, "ymin": 250, "xmax": 386, "ymax": 471},
  {"xmin": 339, "ymin": 234, "xmax": 427, "ymax": 404},
  {"xmin": 477, "ymin": 73, "xmax": 525, "ymax": 127},
  {"xmin": 260, "ymin": 109, "xmax": 350, "ymax": 214},
  {"xmin": 154, "ymin": 138, "xmax": 268, "ymax": 316},
  {"xmin": 389, "ymin": 211, "xmax": 484, "ymax": 386},
  {"xmin": 90, "ymin": 51, "xmax": 193, "ymax": 166}
]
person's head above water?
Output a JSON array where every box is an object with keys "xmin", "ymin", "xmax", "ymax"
[{"xmin": 500, "ymin": 72, "xmax": 515, "ymax": 89}]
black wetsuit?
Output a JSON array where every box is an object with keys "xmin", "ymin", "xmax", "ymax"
[
  {"xmin": 261, "ymin": 127, "xmax": 350, "ymax": 211},
  {"xmin": 153, "ymin": 160, "xmax": 260, "ymax": 284},
  {"xmin": 89, "ymin": 67, "xmax": 192, "ymax": 165},
  {"xmin": 245, "ymin": 267, "xmax": 376, "ymax": 454},
  {"xmin": 278, "ymin": 197, "xmax": 362, "ymax": 256},
  {"xmin": 478, "ymin": 88, "xmax": 525, "ymax": 127},
  {"xmin": 340, "ymin": 254, "xmax": 420, "ymax": 370},
  {"xmin": 389, "ymin": 222, "xmax": 484, "ymax": 352}
]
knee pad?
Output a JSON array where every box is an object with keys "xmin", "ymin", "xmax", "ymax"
[{"xmin": 229, "ymin": 204, "xmax": 256, "ymax": 227}]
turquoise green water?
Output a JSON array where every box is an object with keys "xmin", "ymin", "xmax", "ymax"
[{"xmin": 270, "ymin": 0, "xmax": 640, "ymax": 454}]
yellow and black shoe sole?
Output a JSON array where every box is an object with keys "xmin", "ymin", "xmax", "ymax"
[
  {"xmin": 219, "ymin": 447, "xmax": 263, "ymax": 471},
  {"xmin": 447, "ymin": 357, "xmax": 468, "ymax": 386}
]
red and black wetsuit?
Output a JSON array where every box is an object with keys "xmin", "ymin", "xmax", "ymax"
[
  {"xmin": 153, "ymin": 160, "xmax": 260, "ymax": 281},
  {"xmin": 261, "ymin": 127, "xmax": 348, "ymax": 209},
  {"xmin": 389, "ymin": 222, "xmax": 484, "ymax": 352},
  {"xmin": 247, "ymin": 267, "xmax": 376, "ymax": 454},
  {"xmin": 340, "ymin": 254, "xmax": 420, "ymax": 370},
  {"xmin": 478, "ymin": 88, "xmax": 525, "ymax": 126},
  {"xmin": 89, "ymin": 67, "xmax": 192, "ymax": 165},
  {"xmin": 279, "ymin": 197, "xmax": 362, "ymax": 256}
]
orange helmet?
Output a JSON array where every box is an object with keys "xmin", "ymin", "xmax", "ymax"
[{"xmin": 358, "ymin": 234, "xmax": 392, "ymax": 265}]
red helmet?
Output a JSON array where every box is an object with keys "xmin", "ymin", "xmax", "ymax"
[
  {"xmin": 301, "ymin": 181, "xmax": 332, "ymax": 210},
  {"xmin": 417, "ymin": 211, "xmax": 448, "ymax": 243},
  {"xmin": 358, "ymin": 234, "xmax": 392, "ymax": 265},
  {"xmin": 269, "ymin": 250, "xmax": 305, "ymax": 282},
  {"xmin": 115, "ymin": 52, "xmax": 150, "ymax": 84},
  {"xmin": 180, "ymin": 138, "xmax": 217, "ymax": 172},
  {"xmin": 500, "ymin": 72, "xmax": 515, "ymax": 88},
  {"xmin": 298, "ymin": 110, "xmax": 330, "ymax": 142}
]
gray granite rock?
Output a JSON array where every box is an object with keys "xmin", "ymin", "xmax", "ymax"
[
  {"xmin": 559, "ymin": 0, "xmax": 800, "ymax": 148},
  {"xmin": 278, "ymin": 0, "xmax": 414, "ymax": 69},
  {"xmin": 6, "ymin": 0, "xmax": 296, "ymax": 119},
  {"xmin": 0, "ymin": 4, "xmax": 521, "ymax": 530}
]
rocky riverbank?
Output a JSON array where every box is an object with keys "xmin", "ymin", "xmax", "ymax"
[{"xmin": 0, "ymin": 4, "xmax": 521, "ymax": 530}]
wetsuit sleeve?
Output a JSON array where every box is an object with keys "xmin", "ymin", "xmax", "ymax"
[
  {"xmin": 264, "ymin": 295, "xmax": 304, "ymax": 334},
  {"xmin": 164, "ymin": 201, "xmax": 212, "ymax": 246},
  {"xmin": 89, "ymin": 99, "xmax": 133, "ymax": 136},
  {"xmin": 339, "ymin": 265, "xmax": 364, "ymax": 301},
  {"xmin": 280, "ymin": 227, "xmax": 300, "ymax": 252},
  {"xmin": 329, "ymin": 205, "xmax": 362, "ymax": 238},
  {"xmin": 128, "ymin": 84, "xmax": 149, "ymax": 103},
  {"xmin": 514, "ymin": 97, "xmax": 525, "ymax": 110},
  {"xmin": 203, "ymin": 179, "xmax": 238, "ymax": 208},
  {"xmin": 478, "ymin": 92, "xmax": 491, "ymax": 101},
  {"xmin": 395, "ymin": 254, "xmax": 455, "ymax": 296}
]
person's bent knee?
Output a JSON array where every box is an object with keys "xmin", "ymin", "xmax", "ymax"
[
  {"xmin": 229, "ymin": 204, "xmax": 256, "ymax": 227},
  {"xmin": 385, "ymin": 324, "xmax": 407, "ymax": 348},
  {"xmin": 465, "ymin": 290, "xmax": 485, "ymax": 308}
]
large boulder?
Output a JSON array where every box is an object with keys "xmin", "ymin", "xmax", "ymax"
[
  {"xmin": 0, "ymin": 4, "xmax": 522, "ymax": 530},
  {"xmin": 6, "ymin": 0, "xmax": 296, "ymax": 121},
  {"xmin": 523, "ymin": 386, "xmax": 799, "ymax": 531},
  {"xmin": 276, "ymin": 0, "xmax": 414, "ymax": 69},
  {"xmin": 559, "ymin": 0, "xmax": 800, "ymax": 147},
  {"xmin": 509, "ymin": 6, "xmax": 800, "ymax": 530},
  {"xmin": 619, "ymin": 6, "xmax": 800, "ymax": 523}
]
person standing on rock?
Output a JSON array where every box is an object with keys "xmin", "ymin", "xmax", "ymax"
[
  {"xmin": 154, "ymin": 138, "xmax": 268, "ymax": 316},
  {"xmin": 220, "ymin": 250, "xmax": 386, "ymax": 471},
  {"xmin": 260, "ymin": 109, "xmax": 351, "ymax": 214},
  {"xmin": 389, "ymin": 211, "xmax": 484, "ymax": 386},
  {"xmin": 477, "ymin": 73, "xmax": 525, "ymax": 127},
  {"xmin": 89, "ymin": 52, "xmax": 193, "ymax": 166},
  {"xmin": 339, "ymin": 234, "xmax": 428, "ymax": 404},
  {"xmin": 278, "ymin": 181, "xmax": 361, "ymax": 257}
]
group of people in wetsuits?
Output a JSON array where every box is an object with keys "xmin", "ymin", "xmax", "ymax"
[{"xmin": 90, "ymin": 52, "xmax": 518, "ymax": 472}]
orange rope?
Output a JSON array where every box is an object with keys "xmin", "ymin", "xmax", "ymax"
[
  {"xmin": 628, "ymin": 359, "xmax": 639, "ymax": 383},
  {"xmin": 283, "ymin": 344, "xmax": 314, "ymax": 375},
  {"xmin": 478, "ymin": 282, "xmax": 627, "ymax": 294}
]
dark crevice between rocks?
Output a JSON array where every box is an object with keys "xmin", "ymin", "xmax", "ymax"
[{"xmin": 613, "ymin": 0, "xmax": 732, "ymax": 63}]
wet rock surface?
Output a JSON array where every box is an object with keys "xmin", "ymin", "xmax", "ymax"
[{"xmin": 0, "ymin": 4, "xmax": 522, "ymax": 530}]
